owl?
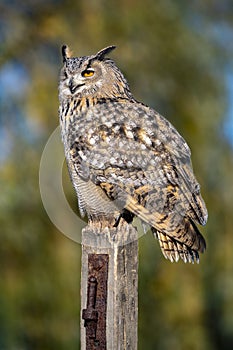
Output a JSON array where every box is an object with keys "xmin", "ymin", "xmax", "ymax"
[{"xmin": 59, "ymin": 45, "xmax": 208, "ymax": 264}]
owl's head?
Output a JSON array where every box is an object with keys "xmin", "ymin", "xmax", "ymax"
[{"xmin": 59, "ymin": 45, "xmax": 132, "ymax": 101}]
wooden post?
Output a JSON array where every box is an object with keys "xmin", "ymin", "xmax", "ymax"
[{"xmin": 81, "ymin": 224, "xmax": 138, "ymax": 350}]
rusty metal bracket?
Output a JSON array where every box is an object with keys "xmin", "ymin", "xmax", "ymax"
[
  {"xmin": 82, "ymin": 276, "xmax": 98, "ymax": 339},
  {"xmin": 82, "ymin": 254, "xmax": 109, "ymax": 349}
]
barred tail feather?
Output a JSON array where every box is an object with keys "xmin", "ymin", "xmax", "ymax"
[
  {"xmin": 152, "ymin": 228, "xmax": 204, "ymax": 264},
  {"xmin": 123, "ymin": 195, "xmax": 206, "ymax": 263}
]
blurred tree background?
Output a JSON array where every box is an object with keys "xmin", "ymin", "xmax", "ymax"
[{"xmin": 1, "ymin": 0, "xmax": 233, "ymax": 349}]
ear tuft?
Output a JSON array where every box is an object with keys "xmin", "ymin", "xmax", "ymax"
[
  {"xmin": 95, "ymin": 45, "xmax": 116, "ymax": 61},
  {"xmin": 61, "ymin": 45, "xmax": 73, "ymax": 63}
]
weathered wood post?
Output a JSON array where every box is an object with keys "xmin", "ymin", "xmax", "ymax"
[{"xmin": 81, "ymin": 224, "xmax": 138, "ymax": 349}]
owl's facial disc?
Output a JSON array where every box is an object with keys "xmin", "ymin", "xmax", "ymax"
[{"xmin": 64, "ymin": 61, "xmax": 101, "ymax": 96}]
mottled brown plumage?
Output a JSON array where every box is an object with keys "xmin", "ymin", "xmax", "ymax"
[{"xmin": 59, "ymin": 45, "xmax": 208, "ymax": 263}]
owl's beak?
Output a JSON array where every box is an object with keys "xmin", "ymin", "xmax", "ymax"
[{"xmin": 69, "ymin": 78, "xmax": 85, "ymax": 94}]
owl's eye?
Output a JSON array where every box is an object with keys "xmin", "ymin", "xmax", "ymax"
[{"xmin": 81, "ymin": 69, "xmax": 95, "ymax": 78}]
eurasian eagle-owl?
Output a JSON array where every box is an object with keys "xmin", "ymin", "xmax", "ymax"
[{"xmin": 59, "ymin": 45, "xmax": 208, "ymax": 263}]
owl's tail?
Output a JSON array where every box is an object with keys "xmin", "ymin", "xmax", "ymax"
[
  {"xmin": 152, "ymin": 219, "xmax": 206, "ymax": 264},
  {"xmin": 123, "ymin": 195, "xmax": 206, "ymax": 263}
]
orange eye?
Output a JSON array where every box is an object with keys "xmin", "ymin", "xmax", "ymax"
[{"xmin": 82, "ymin": 69, "xmax": 94, "ymax": 77}]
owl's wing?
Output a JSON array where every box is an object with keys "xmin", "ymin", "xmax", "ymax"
[{"xmin": 69, "ymin": 102, "xmax": 207, "ymax": 262}]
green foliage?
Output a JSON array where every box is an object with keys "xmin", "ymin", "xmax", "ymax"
[{"xmin": 1, "ymin": 0, "xmax": 233, "ymax": 348}]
